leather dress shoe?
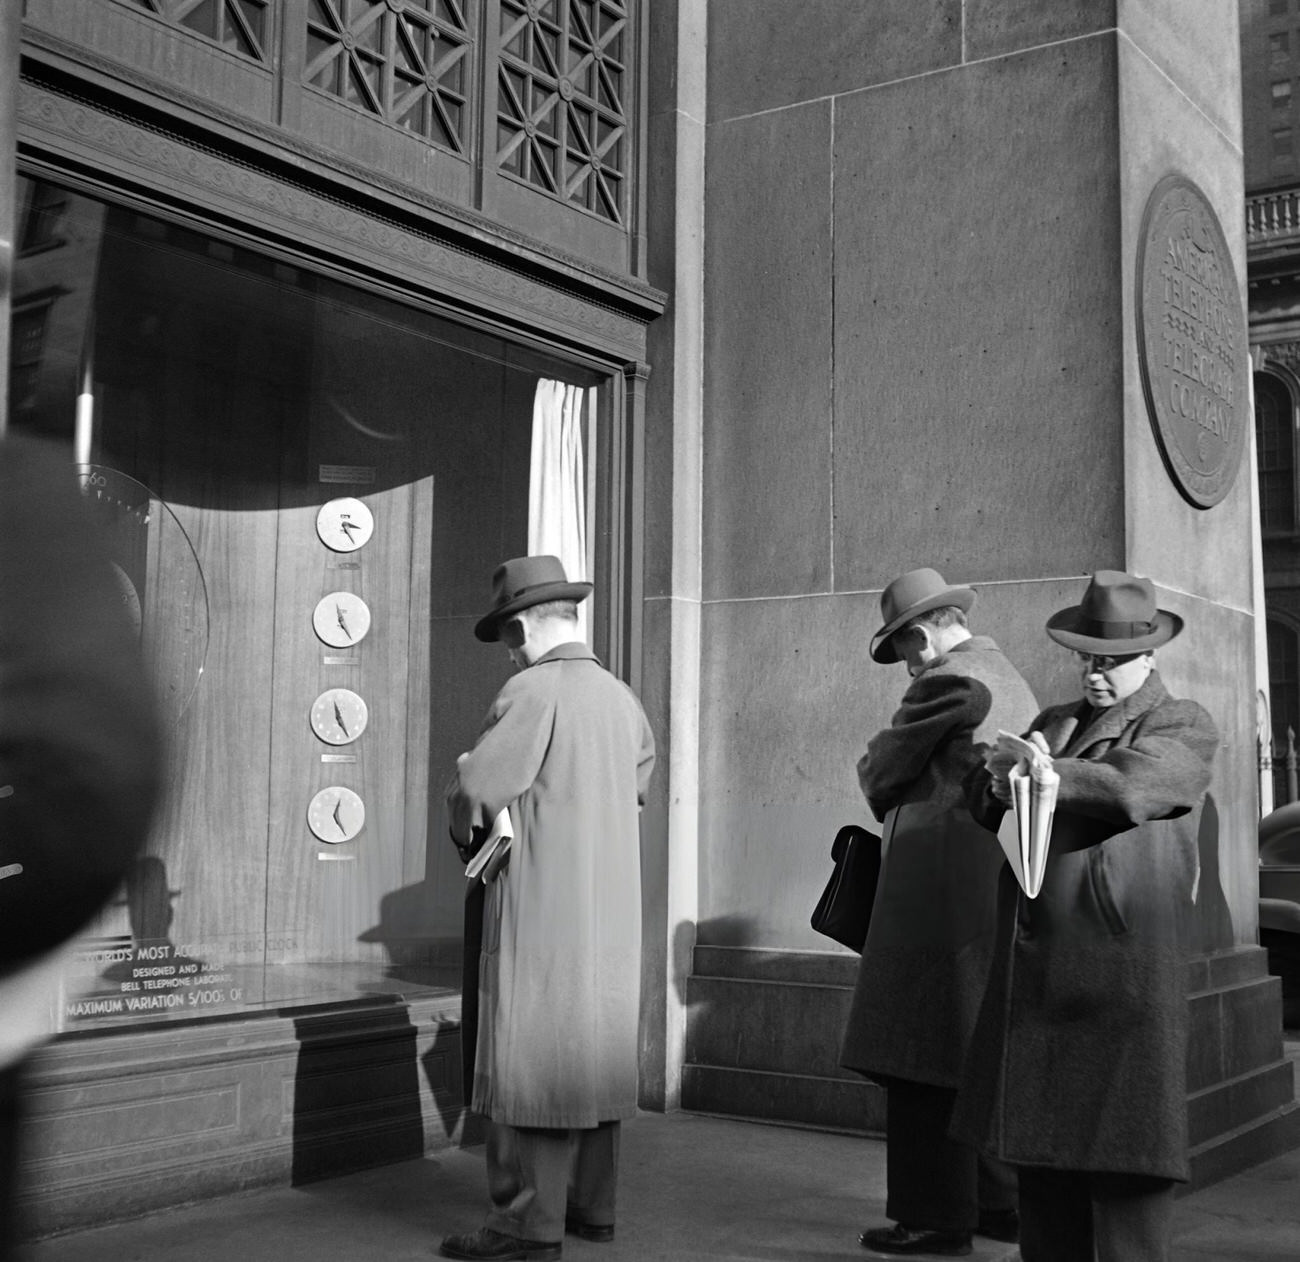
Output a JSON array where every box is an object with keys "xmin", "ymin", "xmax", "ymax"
[
  {"xmin": 859, "ymin": 1222, "xmax": 973, "ymax": 1256},
  {"xmin": 976, "ymin": 1208, "xmax": 1020, "ymax": 1243},
  {"xmin": 439, "ymin": 1227, "xmax": 562, "ymax": 1260},
  {"xmin": 564, "ymin": 1213, "xmax": 614, "ymax": 1243}
]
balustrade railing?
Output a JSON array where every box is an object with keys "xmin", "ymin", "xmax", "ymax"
[
  {"xmin": 1264, "ymin": 726, "xmax": 1300, "ymax": 808},
  {"xmin": 1248, "ymin": 189, "xmax": 1300, "ymax": 245}
]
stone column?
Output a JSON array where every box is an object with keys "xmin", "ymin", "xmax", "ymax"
[
  {"xmin": 682, "ymin": 0, "xmax": 1296, "ymax": 1180},
  {"xmin": 638, "ymin": 0, "xmax": 707, "ymax": 1111}
]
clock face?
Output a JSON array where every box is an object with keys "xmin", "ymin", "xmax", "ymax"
[
  {"xmin": 309, "ymin": 688, "xmax": 369, "ymax": 745},
  {"xmin": 316, "ymin": 498, "xmax": 374, "ymax": 553},
  {"xmin": 307, "ymin": 786, "xmax": 365, "ymax": 843},
  {"xmin": 312, "ymin": 591, "xmax": 372, "ymax": 648}
]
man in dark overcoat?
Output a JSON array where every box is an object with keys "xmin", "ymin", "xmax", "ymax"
[
  {"xmin": 956, "ymin": 570, "xmax": 1219, "ymax": 1262},
  {"xmin": 842, "ymin": 568, "xmax": 1037, "ymax": 1257},
  {"xmin": 441, "ymin": 555, "xmax": 655, "ymax": 1262}
]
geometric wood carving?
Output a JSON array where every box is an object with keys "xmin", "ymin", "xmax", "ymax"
[
  {"xmin": 305, "ymin": 0, "xmax": 473, "ymax": 155},
  {"xmin": 119, "ymin": 0, "xmax": 272, "ymax": 63},
  {"xmin": 497, "ymin": 0, "xmax": 629, "ymax": 223}
]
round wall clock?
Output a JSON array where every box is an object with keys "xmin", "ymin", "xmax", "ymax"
[
  {"xmin": 315, "ymin": 497, "xmax": 374, "ymax": 552},
  {"xmin": 312, "ymin": 591, "xmax": 372, "ymax": 648},
  {"xmin": 309, "ymin": 687, "xmax": 369, "ymax": 745},
  {"xmin": 307, "ymin": 786, "xmax": 365, "ymax": 843}
]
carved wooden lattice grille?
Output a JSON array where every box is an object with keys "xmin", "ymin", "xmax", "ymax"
[
  {"xmin": 304, "ymin": 0, "xmax": 474, "ymax": 154},
  {"xmin": 120, "ymin": 0, "xmax": 272, "ymax": 62},
  {"xmin": 496, "ymin": 0, "xmax": 629, "ymax": 224}
]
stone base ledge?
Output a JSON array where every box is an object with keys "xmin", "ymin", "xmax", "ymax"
[{"xmin": 17, "ymin": 994, "xmax": 478, "ymax": 1239}]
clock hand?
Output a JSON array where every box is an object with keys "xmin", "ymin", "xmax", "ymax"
[
  {"xmin": 332, "ymin": 799, "xmax": 345, "ymax": 834},
  {"xmin": 333, "ymin": 700, "xmax": 349, "ymax": 738},
  {"xmin": 339, "ymin": 519, "xmax": 359, "ymax": 544},
  {"xmin": 335, "ymin": 603, "xmax": 352, "ymax": 640}
]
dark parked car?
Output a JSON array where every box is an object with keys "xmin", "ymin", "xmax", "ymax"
[{"xmin": 1259, "ymin": 804, "xmax": 1300, "ymax": 1028}]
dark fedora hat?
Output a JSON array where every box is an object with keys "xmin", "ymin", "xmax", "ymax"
[
  {"xmin": 1046, "ymin": 569, "xmax": 1182, "ymax": 654},
  {"xmin": 474, "ymin": 554, "xmax": 593, "ymax": 642},
  {"xmin": 871, "ymin": 567, "xmax": 976, "ymax": 663}
]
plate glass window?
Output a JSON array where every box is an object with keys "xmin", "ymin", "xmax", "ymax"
[{"xmin": 6, "ymin": 173, "xmax": 613, "ymax": 1028}]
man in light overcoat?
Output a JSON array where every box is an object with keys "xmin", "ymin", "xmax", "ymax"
[
  {"xmin": 956, "ymin": 571, "xmax": 1219, "ymax": 1262},
  {"xmin": 441, "ymin": 555, "xmax": 655, "ymax": 1262},
  {"xmin": 842, "ymin": 568, "xmax": 1038, "ymax": 1257}
]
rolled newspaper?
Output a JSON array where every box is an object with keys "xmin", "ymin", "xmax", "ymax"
[{"xmin": 994, "ymin": 731, "xmax": 1059, "ymax": 899}]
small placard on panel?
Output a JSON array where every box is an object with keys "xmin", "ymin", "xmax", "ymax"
[
  {"xmin": 321, "ymin": 753, "xmax": 357, "ymax": 764},
  {"xmin": 319, "ymin": 464, "xmax": 376, "ymax": 484}
]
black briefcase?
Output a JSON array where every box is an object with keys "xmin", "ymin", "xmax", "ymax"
[{"xmin": 810, "ymin": 824, "xmax": 882, "ymax": 953}]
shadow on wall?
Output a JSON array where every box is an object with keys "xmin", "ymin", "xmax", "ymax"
[
  {"xmin": 357, "ymin": 880, "xmax": 462, "ymax": 987},
  {"xmin": 289, "ymin": 1001, "xmax": 424, "ymax": 1186},
  {"xmin": 358, "ymin": 881, "xmax": 480, "ymax": 1150},
  {"xmin": 673, "ymin": 915, "xmax": 761, "ymax": 1052},
  {"xmin": 100, "ymin": 856, "xmax": 206, "ymax": 984},
  {"xmin": 1190, "ymin": 793, "xmax": 1234, "ymax": 955},
  {"xmin": 692, "ymin": 914, "xmax": 763, "ymax": 951}
]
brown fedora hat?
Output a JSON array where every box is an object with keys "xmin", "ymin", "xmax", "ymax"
[
  {"xmin": 1045, "ymin": 570, "xmax": 1182, "ymax": 654},
  {"xmin": 474, "ymin": 554, "xmax": 593, "ymax": 642},
  {"xmin": 870, "ymin": 567, "xmax": 976, "ymax": 663}
]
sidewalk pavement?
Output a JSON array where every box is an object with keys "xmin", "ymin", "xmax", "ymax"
[{"xmin": 20, "ymin": 1110, "xmax": 1300, "ymax": 1262}]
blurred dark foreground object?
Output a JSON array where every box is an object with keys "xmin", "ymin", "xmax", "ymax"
[
  {"xmin": 0, "ymin": 434, "xmax": 164, "ymax": 1261},
  {"xmin": 0, "ymin": 434, "xmax": 163, "ymax": 974},
  {"xmin": 811, "ymin": 824, "xmax": 882, "ymax": 953}
]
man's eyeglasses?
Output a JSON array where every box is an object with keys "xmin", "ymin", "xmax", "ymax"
[{"xmin": 1074, "ymin": 651, "xmax": 1144, "ymax": 673}]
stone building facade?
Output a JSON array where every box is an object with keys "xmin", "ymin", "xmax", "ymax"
[{"xmin": 2, "ymin": 0, "xmax": 1294, "ymax": 1236}]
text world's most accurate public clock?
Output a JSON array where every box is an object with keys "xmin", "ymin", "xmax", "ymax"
[
  {"xmin": 312, "ymin": 591, "xmax": 372, "ymax": 648},
  {"xmin": 315, "ymin": 497, "xmax": 374, "ymax": 552},
  {"xmin": 309, "ymin": 688, "xmax": 369, "ymax": 745},
  {"xmin": 307, "ymin": 786, "xmax": 365, "ymax": 843}
]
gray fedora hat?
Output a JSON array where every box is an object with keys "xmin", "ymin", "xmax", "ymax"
[
  {"xmin": 871, "ymin": 567, "xmax": 976, "ymax": 663},
  {"xmin": 1045, "ymin": 569, "xmax": 1182, "ymax": 654},
  {"xmin": 474, "ymin": 554, "xmax": 592, "ymax": 642}
]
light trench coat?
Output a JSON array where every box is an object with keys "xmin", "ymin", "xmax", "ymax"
[{"xmin": 447, "ymin": 642, "xmax": 655, "ymax": 1129}]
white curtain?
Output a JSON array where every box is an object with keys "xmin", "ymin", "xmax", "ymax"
[{"xmin": 528, "ymin": 379, "xmax": 589, "ymax": 643}]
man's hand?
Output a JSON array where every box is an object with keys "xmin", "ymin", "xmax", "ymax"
[
  {"xmin": 983, "ymin": 743, "xmax": 1018, "ymax": 804},
  {"xmin": 984, "ymin": 731, "xmax": 1052, "ymax": 804}
]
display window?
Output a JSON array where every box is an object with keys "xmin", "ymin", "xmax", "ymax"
[{"xmin": 7, "ymin": 173, "xmax": 609, "ymax": 1028}]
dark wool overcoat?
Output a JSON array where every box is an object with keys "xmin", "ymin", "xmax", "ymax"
[
  {"xmin": 952, "ymin": 671, "xmax": 1218, "ymax": 1182},
  {"xmin": 840, "ymin": 636, "xmax": 1038, "ymax": 1088},
  {"xmin": 447, "ymin": 642, "xmax": 655, "ymax": 1128}
]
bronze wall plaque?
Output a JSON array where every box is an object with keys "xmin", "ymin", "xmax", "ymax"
[{"xmin": 1137, "ymin": 174, "xmax": 1249, "ymax": 508}]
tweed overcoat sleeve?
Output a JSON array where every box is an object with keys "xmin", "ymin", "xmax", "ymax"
[{"xmin": 857, "ymin": 671, "xmax": 991, "ymax": 821}]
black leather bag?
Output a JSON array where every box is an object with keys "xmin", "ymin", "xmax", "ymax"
[{"xmin": 810, "ymin": 824, "xmax": 882, "ymax": 953}]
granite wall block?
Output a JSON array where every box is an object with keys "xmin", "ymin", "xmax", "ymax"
[
  {"xmin": 831, "ymin": 37, "xmax": 1126, "ymax": 591},
  {"xmin": 703, "ymin": 100, "xmax": 834, "ymax": 600},
  {"xmin": 706, "ymin": 0, "xmax": 961, "ymax": 123},
  {"xmin": 965, "ymin": 0, "xmax": 1119, "ymax": 62}
]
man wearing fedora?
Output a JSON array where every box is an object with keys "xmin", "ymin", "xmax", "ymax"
[
  {"xmin": 956, "ymin": 570, "xmax": 1218, "ymax": 1262},
  {"xmin": 842, "ymin": 568, "xmax": 1037, "ymax": 1257},
  {"xmin": 441, "ymin": 556, "xmax": 655, "ymax": 1262}
]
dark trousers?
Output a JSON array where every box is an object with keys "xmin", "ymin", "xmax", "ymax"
[
  {"xmin": 485, "ymin": 1119, "xmax": 620, "ymax": 1243},
  {"xmin": 1017, "ymin": 1166, "xmax": 1177, "ymax": 1262},
  {"xmin": 0, "ymin": 1062, "xmax": 23, "ymax": 1262},
  {"xmin": 885, "ymin": 1079, "xmax": 1016, "ymax": 1233}
]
